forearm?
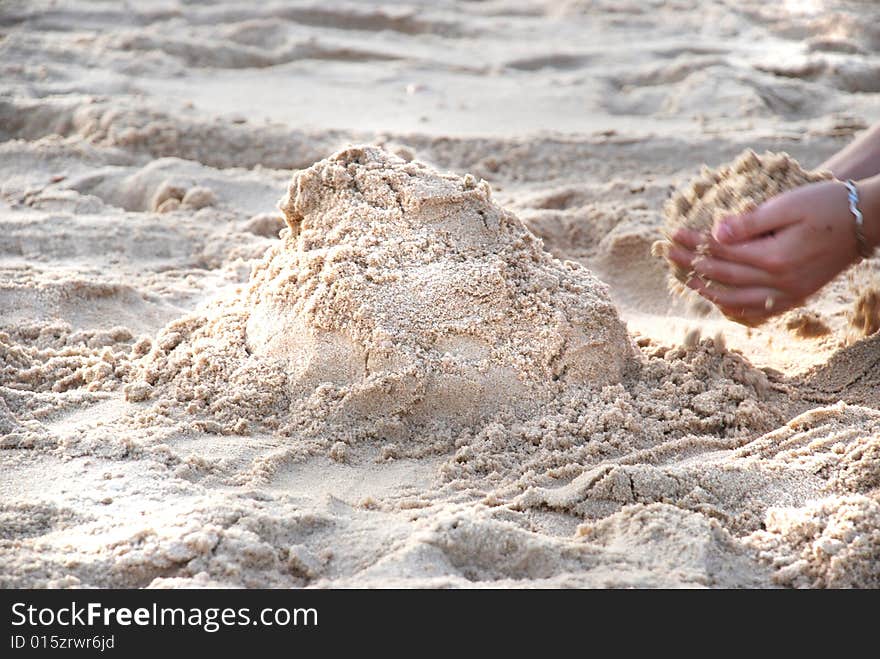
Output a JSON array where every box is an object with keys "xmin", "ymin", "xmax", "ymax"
[{"xmin": 821, "ymin": 123, "xmax": 880, "ymax": 181}]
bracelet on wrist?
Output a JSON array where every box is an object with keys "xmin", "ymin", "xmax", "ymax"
[{"xmin": 845, "ymin": 179, "xmax": 874, "ymax": 260}]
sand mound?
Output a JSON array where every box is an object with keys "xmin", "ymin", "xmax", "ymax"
[
  {"xmin": 134, "ymin": 146, "xmax": 634, "ymax": 436},
  {"xmin": 247, "ymin": 147, "xmax": 634, "ymax": 423},
  {"xmin": 653, "ymin": 150, "xmax": 832, "ymax": 287}
]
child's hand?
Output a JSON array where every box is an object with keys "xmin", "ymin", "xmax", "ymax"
[{"xmin": 666, "ymin": 180, "xmax": 861, "ymax": 325}]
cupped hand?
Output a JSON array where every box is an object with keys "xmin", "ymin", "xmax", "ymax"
[{"xmin": 666, "ymin": 179, "xmax": 859, "ymax": 325}]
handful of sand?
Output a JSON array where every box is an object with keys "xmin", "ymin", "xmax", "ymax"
[{"xmin": 652, "ymin": 150, "xmax": 833, "ymax": 295}]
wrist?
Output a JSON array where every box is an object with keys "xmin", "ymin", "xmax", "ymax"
[{"xmin": 858, "ymin": 174, "xmax": 880, "ymax": 251}]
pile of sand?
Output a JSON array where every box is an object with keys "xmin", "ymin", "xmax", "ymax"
[{"xmin": 130, "ymin": 147, "xmax": 634, "ymax": 440}]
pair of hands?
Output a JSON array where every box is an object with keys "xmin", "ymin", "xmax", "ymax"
[{"xmin": 667, "ymin": 180, "xmax": 860, "ymax": 326}]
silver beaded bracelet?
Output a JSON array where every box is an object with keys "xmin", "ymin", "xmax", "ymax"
[{"xmin": 845, "ymin": 179, "xmax": 874, "ymax": 260}]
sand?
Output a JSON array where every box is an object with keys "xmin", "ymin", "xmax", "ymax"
[{"xmin": 2, "ymin": 0, "xmax": 880, "ymax": 589}]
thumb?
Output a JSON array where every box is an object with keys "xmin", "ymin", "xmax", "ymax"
[{"xmin": 712, "ymin": 193, "xmax": 797, "ymax": 244}]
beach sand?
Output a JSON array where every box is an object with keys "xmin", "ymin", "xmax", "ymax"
[{"xmin": 1, "ymin": 0, "xmax": 879, "ymax": 588}]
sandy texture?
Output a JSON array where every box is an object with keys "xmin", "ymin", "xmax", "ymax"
[{"xmin": 2, "ymin": 0, "xmax": 880, "ymax": 589}]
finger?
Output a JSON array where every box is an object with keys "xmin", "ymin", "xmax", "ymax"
[
  {"xmin": 718, "ymin": 298, "xmax": 800, "ymax": 325},
  {"xmin": 669, "ymin": 244, "xmax": 778, "ymax": 289},
  {"xmin": 666, "ymin": 243, "xmax": 698, "ymax": 270},
  {"xmin": 672, "ymin": 226, "xmax": 780, "ymax": 271},
  {"xmin": 674, "ymin": 223, "xmax": 800, "ymax": 273},
  {"xmin": 671, "ymin": 227, "xmax": 711, "ymax": 251},
  {"xmin": 718, "ymin": 306, "xmax": 772, "ymax": 327},
  {"xmin": 690, "ymin": 254, "xmax": 777, "ymax": 288},
  {"xmin": 702, "ymin": 228, "xmax": 802, "ymax": 273},
  {"xmin": 685, "ymin": 278, "xmax": 784, "ymax": 311},
  {"xmin": 712, "ymin": 194, "xmax": 799, "ymax": 244}
]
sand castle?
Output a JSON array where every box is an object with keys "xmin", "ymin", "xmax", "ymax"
[
  {"xmin": 132, "ymin": 147, "xmax": 636, "ymax": 434},
  {"xmin": 243, "ymin": 146, "xmax": 635, "ymax": 428}
]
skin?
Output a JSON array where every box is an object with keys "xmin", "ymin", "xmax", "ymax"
[{"xmin": 667, "ymin": 124, "xmax": 880, "ymax": 325}]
